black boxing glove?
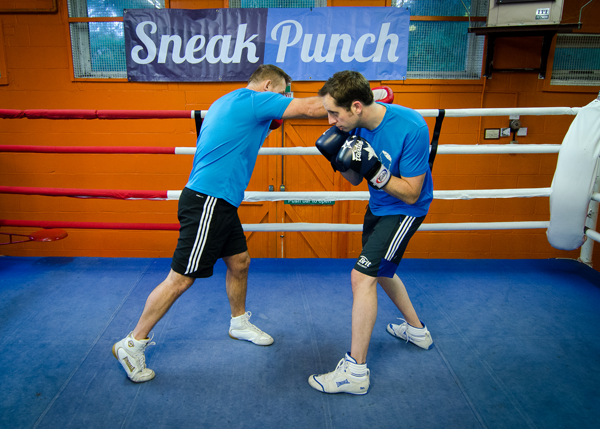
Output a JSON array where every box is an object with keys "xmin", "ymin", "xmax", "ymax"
[
  {"xmin": 315, "ymin": 126, "xmax": 350, "ymax": 172},
  {"xmin": 336, "ymin": 135, "xmax": 391, "ymax": 189}
]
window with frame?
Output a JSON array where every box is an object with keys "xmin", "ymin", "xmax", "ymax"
[
  {"xmin": 67, "ymin": 0, "xmax": 166, "ymax": 79},
  {"xmin": 550, "ymin": 34, "xmax": 600, "ymax": 87},
  {"xmin": 393, "ymin": 0, "xmax": 487, "ymax": 80}
]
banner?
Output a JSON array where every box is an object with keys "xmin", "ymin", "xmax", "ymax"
[{"xmin": 124, "ymin": 7, "xmax": 409, "ymax": 82}]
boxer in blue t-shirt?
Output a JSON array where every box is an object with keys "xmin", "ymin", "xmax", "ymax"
[
  {"xmin": 113, "ymin": 65, "xmax": 328, "ymax": 384},
  {"xmin": 309, "ymin": 71, "xmax": 434, "ymax": 395}
]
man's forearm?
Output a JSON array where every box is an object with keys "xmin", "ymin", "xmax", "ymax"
[
  {"xmin": 282, "ymin": 96, "xmax": 327, "ymax": 119},
  {"xmin": 382, "ymin": 174, "xmax": 425, "ymax": 205}
]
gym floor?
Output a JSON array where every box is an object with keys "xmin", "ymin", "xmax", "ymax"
[{"xmin": 1, "ymin": 256, "xmax": 599, "ymax": 429}]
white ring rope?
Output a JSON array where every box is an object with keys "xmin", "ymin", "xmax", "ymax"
[
  {"xmin": 416, "ymin": 107, "xmax": 580, "ymax": 118},
  {"xmin": 175, "ymin": 144, "xmax": 563, "ymax": 156},
  {"xmin": 188, "ymin": 106, "xmax": 581, "ymax": 121},
  {"xmin": 164, "ymin": 188, "xmax": 553, "ymax": 202},
  {"xmin": 241, "ymin": 221, "xmax": 549, "ymax": 232},
  {"xmin": 585, "ymin": 228, "xmax": 600, "ymax": 244}
]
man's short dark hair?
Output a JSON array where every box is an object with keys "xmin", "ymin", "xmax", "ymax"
[
  {"xmin": 249, "ymin": 64, "xmax": 292, "ymax": 86},
  {"xmin": 318, "ymin": 70, "xmax": 374, "ymax": 110}
]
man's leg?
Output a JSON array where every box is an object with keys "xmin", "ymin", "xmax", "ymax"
[
  {"xmin": 378, "ymin": 274, "xmax": 422, "ymax": 329},
  {"xmin": 223, "ymin": 251, "xmax": 250, "ymax": 317},
  {"xmin": 113, "ymin": 269, "xmax": 194, "ymax": 383},
  {"xmin": 381, "ymin": 274, "xmax": 433, "ymax": 350},
  {"xmin": 133, "ymin": 269, "xmax": 195, "ymax": 340},
  {"xmin": 350, "ymin": 269, "xmax": 379, "ymax": 364},
  {"xmin": 225, "ymin": 251, "xmax": 273, "ymax": 346},
  {"xmin": 307, "ymin": 268, "xmax": 373, "ymax": 395}
]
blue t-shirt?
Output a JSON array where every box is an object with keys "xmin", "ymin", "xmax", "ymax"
[
  {"xmin": 186, "ymin": 88, "xmax": 293, "ymax": 207},
  {"xmin": 352, "ymin": 103, "xmax": 433, "ymax": 217}
]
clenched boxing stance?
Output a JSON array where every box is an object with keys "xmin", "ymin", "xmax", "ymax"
[
  {"xmin": 112, "ymin": 65, "xmax": 329, "ymax": 383},
  {"xmin": 310, "ymin": 71, "xmax": 434, "ymax": 395}
]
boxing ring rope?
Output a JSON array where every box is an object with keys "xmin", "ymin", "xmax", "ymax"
[
  {"xmin": 2, "ymin": 102, "xmax": 600, "ymax": 264},
  {"xmin": 0, "ymin": 109, "xmax": 204, "ymax": 120},
  {"xmin": 0, "ymin": 144, "xmax": 562, "ymax": 155},
  {"xmin": 0, "ymin": 107, "xmax": 580, "ymax": 120},
  {"xmin": 0, "ymin": 187, "xmax": 553, "ymax": 201},
  {"xmin": 0, "ymin": 219, "xmax": 549, "ymax": 233}
]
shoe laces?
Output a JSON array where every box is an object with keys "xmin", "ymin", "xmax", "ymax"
[
  {"xmin": 395, "ymin": 318, "xmax": 411, "ymax": 344},
  {"xmin": 395, "ymin": 318, "xmax": 427, "ymax": 343},
  {"xmin": 240, "ymin": 311, "xmax": 252, "ymax": 325},
  {"xmin": 239, "ymin": 312, "xmax": 266, "ymax": 334},
  {"xmin": 134, "ymin": 332, "xmax": 156, "ymax": 369},
  {"xmin": 334, "ymin": 358, "xmax": 349, "ymax": 375}
]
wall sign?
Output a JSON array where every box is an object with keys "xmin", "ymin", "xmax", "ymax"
[{"xmin": 124, "ymin": 7, "xmax": 409, "ymax": 82}]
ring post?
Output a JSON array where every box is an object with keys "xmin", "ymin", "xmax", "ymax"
[{"xmin": 580, "ymin": 161, "xmax": 600, "ymax": 266}]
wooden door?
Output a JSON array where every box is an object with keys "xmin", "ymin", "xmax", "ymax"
[
  {"xmin": 242, "ymin": 119, "xmax": 367, "ymax": 259},
  {"xmin": 278, "ymin": 119, "xmax": 361, "ymax": 259}
]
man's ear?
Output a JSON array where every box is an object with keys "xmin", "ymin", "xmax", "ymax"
[
  {"xmin": 263, "ymin": 79, "xmax": 272, "ymax": 92},
  {"xmin": 351, "ymin": 100, "xmax": 363, "ymax": 115}
]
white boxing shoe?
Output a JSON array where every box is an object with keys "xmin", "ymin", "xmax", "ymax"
[
  {"xmin": 112, "ymin": 332, "xmax": 156, "ymax": 383},
  {"xmin": 229, "ymin": 311, "xmax": 274, "ymax": 346},
  {"xmin": 308, "ymin": 353, "xmax": 370, "ymax": 395},
  {"xmin": 387, "ymin": 319, "xmax": 434, "ymax": 350}
]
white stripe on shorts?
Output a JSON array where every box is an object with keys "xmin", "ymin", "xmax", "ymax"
[
  {"xmin": 384, "ymin": 216, "xmax": 415, "ymax": 261},
  {"xmin": 185, "ymin": 196, "xmax": 217, "ymax": 275}
]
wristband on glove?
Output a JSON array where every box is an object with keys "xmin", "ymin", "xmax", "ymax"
[{"xmin": 364, "ymin": 163, "xmax": 391, "ymax": 189}]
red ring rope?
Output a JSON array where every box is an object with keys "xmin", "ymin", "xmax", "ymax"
[
  {"xmin": 0, "ymin": 109, "xmax": 196, "ymax": 120},
  {"xmin": 0, "ymin": 186, "xmax": 168, "ymax": 200},
  {"xmin": 0, "ymin": 145, "xmax": 178, "ymax": 154},
  {"xmin": 0, "ymin": 220, "xmax": 178, "ymax": 231}
]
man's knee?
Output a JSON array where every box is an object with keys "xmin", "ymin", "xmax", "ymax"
[
  {"xmin": 226, "ymin": 251, "xmax": 251, "ymax": 276},
  {"xmin": 166, "ymin": 269, "xmax": 195, "ymax": 295},
  {"xmin": 351, "ymin": 269, "xmax": 378, "ymax": 293}
]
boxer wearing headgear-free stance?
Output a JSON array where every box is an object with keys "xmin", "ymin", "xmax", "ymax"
[
  {"xmin": 112, "ymin": 64, "xmax": 332, "ymax": 383},
  {"xmin": 309, "ymin": 71, "xmax": 434, "ymax": 395}
]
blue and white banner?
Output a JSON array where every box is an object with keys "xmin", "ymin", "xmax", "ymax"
[{"xmin": 124, "ymin": 7, "xmax": 409, "ymax": 82}]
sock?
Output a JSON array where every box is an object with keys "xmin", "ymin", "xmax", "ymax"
[
  {"xmin": 407, "ymin": 322, "xmax": 427, "ymax": 339},
  {"xmin": 408, "ymin": 321, "xmax": 425, "ymax": 332},
  {"xmin": 345, "ymin": 353, "xmax": 368, "ymax": 378},
  {"xmin": 230, "ymin": 312, "xmax": 248, "ymax": 329}
]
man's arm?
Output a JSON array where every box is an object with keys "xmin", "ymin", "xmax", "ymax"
[
  {"xmin": 381, "ymin": 173, "xmax": 426, "ymax": 205},
  {"xmin": 281, "ymin": 97, "xmax": 327, "ymax": 119},
  {"xmin": 341, "ymin": 170, "xmax": 425, "ymax": 203},
  {"xmin": 281, "ymin": 86, "xmax": 394, "ymax": 120},
  {"xmin": 335, "ymin": 135, "xmax": 426, "ymax": 204}
]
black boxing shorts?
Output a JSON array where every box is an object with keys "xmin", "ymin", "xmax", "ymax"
[
  {"xmin": 171, "ymin": 187, "xmax": 248, "ymax": 278},
  {"xmin": 354, "ymin": 206, "xmax": 425, "ymax": 278}
]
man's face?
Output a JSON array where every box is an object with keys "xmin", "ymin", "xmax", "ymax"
[{"xmin": 322, "ymin": 94, "xmax": 359, "ymax": 132}]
